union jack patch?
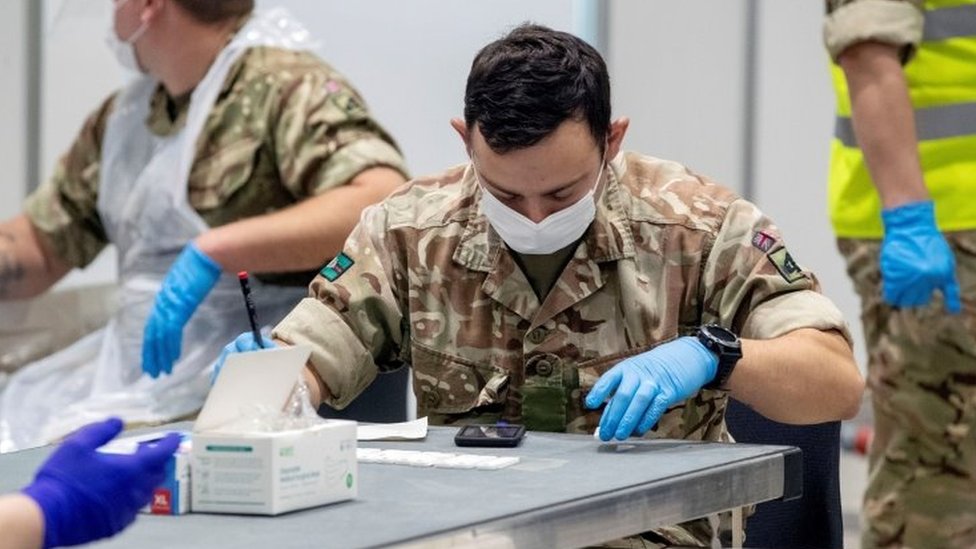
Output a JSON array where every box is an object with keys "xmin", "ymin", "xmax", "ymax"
[{"xmin": 751, "ymin": 231, "xmax": 777, "ymax": 253}]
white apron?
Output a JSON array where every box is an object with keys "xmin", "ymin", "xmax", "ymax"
[{"xmin": 0, "ymin": 10, "xmax": 315, "ymax": 452}]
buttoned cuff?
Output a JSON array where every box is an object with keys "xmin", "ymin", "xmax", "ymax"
[
  {"xmin": 824, "ymin": 0, "xmax": 923, "ymax": 62},
  {"xmin": 272, "ymin": 297, "xmax": 377, "ymax": 409},
  {"xmin": 741, "ymin": 290, "xmax": 853, "ymax": 347}
]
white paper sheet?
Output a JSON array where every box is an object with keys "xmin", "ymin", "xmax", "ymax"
[
  {"xmin": 357, "ymin": 417, "xmax": 428, "ymax": 441},
  {"xmin": 195, "ymin": 345, "xmax": 311, "ymax": 433}
]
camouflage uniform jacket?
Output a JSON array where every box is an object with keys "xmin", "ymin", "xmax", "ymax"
[
  {"xmin": 274, "ymin": 151, "xmax": 851, "ymax": 438},
  {"xmin": 25, "ymin": 46, "xmax": 408, "ymax": 285}
]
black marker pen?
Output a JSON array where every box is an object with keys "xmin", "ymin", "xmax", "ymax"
[{"xmin": 237, "ymin": 271, "xmax": 264, "ymax": 348}]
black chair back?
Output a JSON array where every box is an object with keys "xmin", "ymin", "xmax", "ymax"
[{"xmin": 725, "ymin": 399, "xmax": 843, "ymax": 549}]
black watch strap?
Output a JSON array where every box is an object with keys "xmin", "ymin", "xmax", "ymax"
[{"xmin": 697, "ymin": 324, "xmax": 742, "ymax": 390}]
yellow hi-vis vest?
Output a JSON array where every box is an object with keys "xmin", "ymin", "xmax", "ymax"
[{"xmin": 828, "ymin": 0, "xmax": 976, "ymax": 238}]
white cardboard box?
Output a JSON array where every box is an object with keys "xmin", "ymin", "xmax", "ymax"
[
  {"xmin": 191, "ymin": 420, "xmax": 357, "ymax": 515},
  {"xmin": 189, "ymin": 345, "xmax": 357, "ymax": 515}
]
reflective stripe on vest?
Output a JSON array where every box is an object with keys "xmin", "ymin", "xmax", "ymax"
[
  {"xmin": 829, "ymin": 1, "xmax": 976, "ymax": 238},
  {"xmin": 834, "ymin": 101, "xmax": 976, "ymax": 147},
  {"xmin": 924, "ymin": 3, "xmax": 976, "ymax": 40}
]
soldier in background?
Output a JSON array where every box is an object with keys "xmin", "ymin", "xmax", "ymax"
[
  {"xmin": 218, "ymin": 23, "xmax": 864, "ymax": 547},
  {"xmin": 824, "ymin": 1, "xmax": 976, "ymax": 547},
  {"xmin": 0, "ymin": 0, "xmax": 407, "ymax": 450}
]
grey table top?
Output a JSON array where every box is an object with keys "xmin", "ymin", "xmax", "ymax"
[{"xmin": 1, "ymin": 425, "xmax": 800, "ymax": 548}]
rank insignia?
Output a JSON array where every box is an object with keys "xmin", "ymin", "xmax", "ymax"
[
  {"xmin": 767, "ymin": 248, "xmax": 805, "ymax": 283},
  {"xmin": 321, "ymin": 252, "xmax": 354, "ymax": 282}
]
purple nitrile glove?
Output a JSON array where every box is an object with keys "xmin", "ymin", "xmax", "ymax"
[{"xmin": 22, "ymin": 418, "xmax": 180, "ymax": 548}]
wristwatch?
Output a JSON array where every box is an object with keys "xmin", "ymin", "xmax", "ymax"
[{"xmin": 697, "ymin": 324, "xmax": 742, "ymax": 390}]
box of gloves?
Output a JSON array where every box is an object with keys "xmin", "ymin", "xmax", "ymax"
[
  {"xmin": 99, "ymin": 430, "xmax": 193, "ymax": 515},
  {"xmin": 189, "ymin": 345, "xmax": 358, "ymax": 515}
]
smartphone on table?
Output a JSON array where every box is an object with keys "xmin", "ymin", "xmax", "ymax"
[{"xmin": 454, "ymin": 424, "xmax": 526, "ymax": 448}]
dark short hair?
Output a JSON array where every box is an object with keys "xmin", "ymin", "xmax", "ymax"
[
  {"xmin": 171, "ymin": 0, "xmax": 254, "ymax": 24},
  {"xmin": 464, "ymin": 23, "xmax": 611, "ymax": 154}
]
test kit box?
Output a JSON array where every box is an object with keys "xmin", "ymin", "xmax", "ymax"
[
  {"xmin": 189, "ymin": 345, "xmax": 357, "ymax": 515},
  {"xmin": 99, "ymin": 431, "xmax": 192, "ymax": 515},
  {"xmin": 191, "ymin": 420, "xmax": 357, "ymax": 515}
]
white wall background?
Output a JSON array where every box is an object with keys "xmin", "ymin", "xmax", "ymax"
[
  {"xmin": 262, "ymin": 0, "xmax": 575, "ymax": 177},
  {"xmin": 13, "ymin": 0, "xmax": 864, "ymax": 363},
  {"xmin": 608, "ymin": 1, "xmax": 748, "ymax": 193},
  {"xmin": 751, "ymin": 1, "xmax": 864, "ymax": 362},
  {"xmin": 0, "ymin": 0, "xmax": 28, "ymax": 221}
]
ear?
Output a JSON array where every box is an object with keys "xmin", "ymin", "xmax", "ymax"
[
  {"xmin": 141, "ymin": 0, "xmax": 165, "ymax": 23},
  {"xmin": 450, "ymin": 118, "xmax": 471, "ymax": 153},
  {"xmin": 605, "ymin": 117, "xmax": 630, "ymax": 160}
]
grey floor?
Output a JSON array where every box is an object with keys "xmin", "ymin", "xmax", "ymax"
[
  {"xmin": 838, "ymin": 392, "xmax": 874, "ymax": 549},
  {"xmin": 840, "ymin": 444, "xmax": 868, "ymax": 549}
]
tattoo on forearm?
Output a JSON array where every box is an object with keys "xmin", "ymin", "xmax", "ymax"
[{"xmin": 0, "ymin": 248, "xmax": 24, "ymax": 298}]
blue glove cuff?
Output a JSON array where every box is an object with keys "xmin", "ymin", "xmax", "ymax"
[
  {"xmin": 184, "ymin": 241, "xmax": 222, "ymax": 281},
  {"xmin": 681, "ymin": 336, "xmax": 719, "ymax": 383},
  {"xmin": 881, "ymin": 200, "xmax": 936, "ymax": 230}
]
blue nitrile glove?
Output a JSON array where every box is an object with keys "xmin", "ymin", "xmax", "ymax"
[
  {"xmin": 142, "ymin": 242, "xmax": 222, "ymax": 378},
  {"xmin": 584, "ymin": 337, "xmax": 718, "ymax": 442},
  {"xmin": 21, "ymin": 418, "xmax": 180, "ymax": 549},
  {"xmin": 211, "ymin": 331, "xmax": 278, "ymax": 385},
  {"xmin": 880, "ymin": 201, "xmax": 961, "ymax": 313}
]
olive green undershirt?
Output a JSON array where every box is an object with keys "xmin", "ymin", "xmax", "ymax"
[{"xmin": 511, "ymin": 239, "xmax": 581, "ymax": 300}]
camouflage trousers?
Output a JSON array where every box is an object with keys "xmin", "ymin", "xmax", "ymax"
[{"xmin": 839, "ymin": 231, "xmax": 976, "ymax": 549}]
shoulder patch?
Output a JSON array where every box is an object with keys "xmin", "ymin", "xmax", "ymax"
[
  {"xmin": 767, "ymin": 248, "xmax": 805, "ymax": 284},
  {"xmin": 330, "ymin": 91, "xmax": 367, "ymax": 118},
  {"xmin": 320, "ymin": 252, "xmax": 355, "ymax": 282},
  {"xmin": 751, "ymin": 231, "xmax": 777, "ymax": 253}
]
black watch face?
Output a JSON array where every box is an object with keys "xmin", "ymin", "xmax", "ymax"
[{"xmin": 706, "ymin": 325, "xmax": 737, "ymax": 342}]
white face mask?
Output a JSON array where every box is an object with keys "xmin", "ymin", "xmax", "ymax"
[
  {"xmin": 477, "ymin": 157, "xmax": 606, "ymax": 255},
  {"xmin": 105, "ymin": 0, "xmax": 148, "ymax": 73}
]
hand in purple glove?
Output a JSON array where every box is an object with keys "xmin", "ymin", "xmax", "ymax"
[{"xmin": 22, "ymin": 418, "xmax": 180, "ymax": 548}]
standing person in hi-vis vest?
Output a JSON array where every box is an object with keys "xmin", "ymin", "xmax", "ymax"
[{"xmin": 824, "ymin": 1, "xmax": 976, "ymax": 547}]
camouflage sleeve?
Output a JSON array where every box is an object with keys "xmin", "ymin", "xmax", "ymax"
[
  {"xmin": 271, "ymin": 203, "xmax": 408, "ymax": 408},
  {"xmin": 824, "ymin": 0, "xmax": 924, "ymax": 62},
  {"xmin": 23, "ymin": 95, "xmax": 114, "ymax": 268},
  {"xmin": 701, "ymin": 199, "xmax": 852, "ymax": 345},
  {"xmin": 272, "ymin": 62, "xmax": 409, "ymax": 198}
]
